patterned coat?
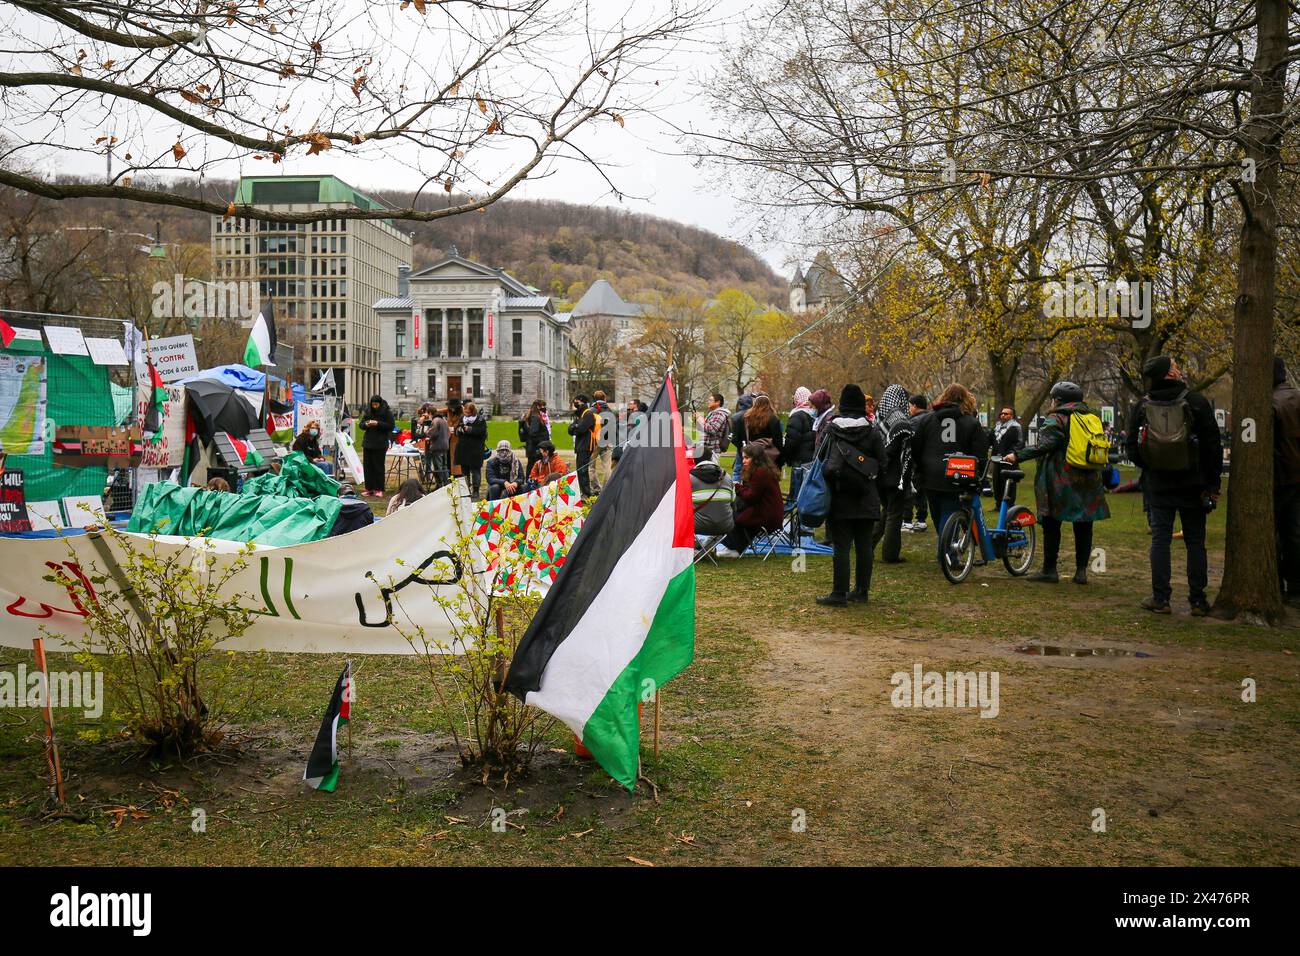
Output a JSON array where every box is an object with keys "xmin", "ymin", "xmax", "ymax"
[{"xmin": 1014, "ymin": 403, "xmax": 1110, "ymax": 523}]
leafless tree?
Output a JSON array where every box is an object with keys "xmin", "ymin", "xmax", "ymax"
[{"xmin": 0, "ymin": 0, "xmax": 709, "ymax": 224}]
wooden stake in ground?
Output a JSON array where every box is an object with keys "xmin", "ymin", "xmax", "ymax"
[
  {"xmin": 31, "ymin": 638, "xmax": 65, "ymax": 805},
  {"xmin": 653, "ymin": 690, "xmax": 661, "ymax": 762}
]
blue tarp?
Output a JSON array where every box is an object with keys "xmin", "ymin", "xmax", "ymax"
[{"xmin": 181, "ymin": 364, "xmax": 309, "ymax": 403}]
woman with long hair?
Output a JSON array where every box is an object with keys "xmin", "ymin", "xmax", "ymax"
[
  {"xmin": 520, "ymin": 399, "xmax": 549, "ymax": 476},
  {"xmin": 455, "ymin": 400, "xmax": 488, "ymax": 498},
  {"xmin": 716, "ymin": 441, "xmax": 785, "ymax": 557},
  {"xmin": 385, "ymin": 477, "xmax": 425, "ymax": 516},
  {"xmin": 731, "ymin": 394, "xmax": 784, "ymax": 470}
]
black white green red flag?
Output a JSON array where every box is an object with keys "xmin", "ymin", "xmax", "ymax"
[
  {"xmin": 505, "ymin": 372, "xmax": 695, "ymax": 790},
  {"xmin": 304, "ymin": 662, "xmax": 352, "ymax": 792},
  {"xmin": 243, "ymin": 301, "xmax": 277, "ymax": 368}
]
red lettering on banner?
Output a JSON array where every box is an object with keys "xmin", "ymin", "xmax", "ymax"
[{"xmin": 5, "ymin": 561, "xmax": 98, "ymax": 619}]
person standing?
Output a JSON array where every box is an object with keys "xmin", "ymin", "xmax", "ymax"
[
  {"xmin": 817, "ymin": 385, "xmax": 886, "ymax": 605},
  {"xmin": 781, "ymin": 386, "xmax": 817, "ymax": 499},
  {"xmin": 731, "ymin": 394, "xmax": 783, "ymax": 472},
  {"xmin": 910, "ymin": 384, "xmax": 989, "ymax": 558},
  {"xmin": 590, "ymin": 390, "xmax": 613, "ymax": 492},
  {"xmin": 700, "ymin": 391, "xmax": 732, "ymax": 462},
  {"xmin": 810, "ymin": 388, "xmax": 835, "ymax": 451},
  {"xmin": 729, "ymin": 393, "xmax": 756, "ymax": 481},
  {"xmin": 1124, "ymin": 356, "xmax": 1222, "ymax": 615},
  {"xmin": 873, "ymin": 384, "xmax": 915, "ymax": 563},
  {"xmin": 455, "ymin": 400, "xmax": 488, "ymax": 499},
  {"xmin": 568, "ymin": 394, "xmax": 598, "ymax": 498},
  {"xmin": 1005, "ymin": 382, "xmax": 1110, "ymax": 584},
  {"xmin": 360, "ymin": 394, "xmax": 395, "ymax": 497},
  {"xmin": 1274, "ymin": 358, "xmax": 1300, "ymax": 605},
  {"xmin": 520, "ymin": 400, "xmax": 549, "ymax": 477},
  {"xmin": 904, "ymin": 393, "xmax": 931, "ymax": 530},
  {"xmin": 427, "ymin": 408, "xmax": 451, "ymax": 488},
  {"xmin": 991, "ymin": 406, "xmax": 1024, "ymax": 504}
]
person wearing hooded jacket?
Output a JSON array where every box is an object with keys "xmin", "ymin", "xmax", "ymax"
[
  {"xmin": 1005, "ymin": 382, "xmax": 1110, "ymax": 584},
  {"xmin": 729, "ymin": 393, "xmax": 756, "ymax": 481},
  {"xmin": 455, "ymin": 401, "xmax": 488, "ymax": 498},
  {"xmin": 910, "ymin": 383, "xmax": 990, "ymax": 558},
  {"xmin": 817, "ymin": 384, "xmax": 887, "ymax": 606},
  {"xmin": 781, "ymin": 386, "xmax": 818, "ymax": 499},
  {"xmin": 872, "ymin": 384, "xmax": 916, "ymax": 563},
  {"xmin": 360, "ymin": 394, "xmax": 395, "ymax": 496}
]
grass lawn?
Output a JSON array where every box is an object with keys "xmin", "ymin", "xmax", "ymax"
[{"xmin": 2, "ymin": 468, "xmax": 1297, "ymax": 866}]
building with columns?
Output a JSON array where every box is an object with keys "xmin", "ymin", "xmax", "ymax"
[{"xmin": 374, "ymin": 248, "xmax": 570, "ymax": 416}]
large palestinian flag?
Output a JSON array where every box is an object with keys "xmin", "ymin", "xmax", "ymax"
[
  {"xmin": 505, "ymin": 372, "xmax": 695, "ymax": 790},
  {"xmin": 243, "ymin": 301, "xmax": 277, "ymax": 368},
  {"xmin": 304, "ymin": 662, "xmax": 352, "ymax": 792}
]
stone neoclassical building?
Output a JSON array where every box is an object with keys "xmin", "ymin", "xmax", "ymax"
[{"xmin": 374, "ymin": 248, "xmax": 570, "ymax": 416}]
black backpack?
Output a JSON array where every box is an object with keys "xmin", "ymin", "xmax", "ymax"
[{"xmin": 825, "ymin": 434, "xmax": 879, "ymax": 494}]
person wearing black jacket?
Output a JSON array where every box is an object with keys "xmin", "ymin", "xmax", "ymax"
[
  {"xmin": 731, "ymin": 394, "xmax": 783, "ymax": 477},
  {"xmin": 360, "ymin": 394, "xmax": 395, "ymax": 497},
  {"xmin": 568, "ymin": 394, "xmax": 598, "ymax": 498},
  {"xmin": 910, "ymin": 383, "xmax": 990, "ymax": 558},
  {"xmin": 729, "ymin": 393, "xmax": 756, "ymax": 481},
  {"xmin": 454, "ymin": 401, "xmax": 488, "ymax": 498},
  {"xmin": 780, "ymin": 387, "xmax": 817, "ymax": 500},
  {"xmin": 520, "ymin": 400, "xmax": 549, "ymax": 476},
  {"xmin": 485, "ymin": 440, "xmax": 527, "ymax": 500},
  {"xmin": 872, "ymin": 384, "xmax": 914, "ymax": 562},
  {"xmin": 817, "ymin": 384, "xmax": 886, "ymax": 606},
  {"xmin": 1124, "ymin": 356, "xmax": 1222, "ymax": 615}
]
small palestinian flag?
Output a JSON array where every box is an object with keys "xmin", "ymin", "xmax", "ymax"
[
  {"xmin": 504, "ymin": 372, "xmax": 695, "ymax": 790},
  {"xmin": 226, "ymin": 433, "xmax": 264, "ymax": 468},
  {"xmin": 143, "ymin": 347, "xmax": 167, "ymax": 444},
  {"xmin": 243, "ymin": 301, "xmax": 277, "ymax": 368},
  {"xmin": 0, "ymin": 316, "xmax": 15, "ymax": 348},
  {"xmin": 305, "ymin": 662, "xmax": 353, "ymax": 792}
]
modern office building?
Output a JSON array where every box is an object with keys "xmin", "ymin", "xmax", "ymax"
[
  {"xmin": 374, "ymin": 247, "xmax": 570, "ymax": 416},
  {"xmin": 210, "ymin": 175, "xmax": 413, "ymax": 401}
]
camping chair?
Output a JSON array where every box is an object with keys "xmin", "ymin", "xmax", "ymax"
[
  {"xmin": 751, "ymin": 500, "xmax": 803, "ymax": 561},
  {"xmin": 694, "ymin": 532, "xmax": 727, "ymax": 566}
]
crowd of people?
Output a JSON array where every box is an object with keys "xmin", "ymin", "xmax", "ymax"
[{"xmin": 338, "ymin": 352, "xmax": 1300, "ymax": 615}]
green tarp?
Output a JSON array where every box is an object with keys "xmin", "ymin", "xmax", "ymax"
[
  {"xmin": 2, "ymin": 342, "xmax": 115, "ymax": 503},
  {"xmin": 127, "ymin": 482, "xmax": 342, "ymax": 546},
  {"xmin": 243, "ymin": 451, "xmax": 339, "ymax": 499}
]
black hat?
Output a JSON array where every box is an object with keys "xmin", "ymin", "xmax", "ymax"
[
  {"xmin": 838, "ymin": 384, "xmax": 867, "ymax": 416},
  {"xmin": 1142, "ymin": 355, "xmax": 1173, "ymax": 383},
  {"xmin": 1050, "ymin": 381, "xmax": 1084, "ymax": 404}
]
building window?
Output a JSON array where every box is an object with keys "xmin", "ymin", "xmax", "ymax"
[
  {"xmin": 468, "ymin": 309, "xmax": 484, "ymax": 358},
  {"xmin": 427, "ymin": 370, "xmax": 437, "ymax": 396},
  {"xmin": 512, "ymin": 318, "xmax": 523, "ymax": 357},
  {"xmin": 511, "ymin": 369, "xmax": 522, "ymax": 395},
  {"xmin": 448, "ymin": 315, "xmax": 463, "ymax": 357},
  {"xmin": 396, "ymin": 370, "xmax": 406, "ymax": 394},
  {"xmin": 395, "ymin": 319, "xmax": 406, "ymax": 358},
  {"xmin": 472, "ymin": 368, "xmax": 481, "ymax": 396}
]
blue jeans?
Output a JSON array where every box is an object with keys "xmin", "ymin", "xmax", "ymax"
[
  {"xmin": 925, "ymin": 491, "xmax": 961, "ymax": 560},
  {"xmin": 1149, "ymin": 503, "xmax": 1208, "ymax": 604},
  {"xmin": 732, "ymin": 451, "xmax": 744, "ymax": 482}
]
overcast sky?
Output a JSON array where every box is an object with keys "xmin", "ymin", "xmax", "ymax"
[{"xmin": 12, "ymin": 0, "xmax": 793, "ymax": 278}]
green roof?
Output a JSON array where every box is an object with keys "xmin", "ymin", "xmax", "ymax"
[{"xmin": 233, "ymin": 175, "xmax": 387, "ymax": 211}]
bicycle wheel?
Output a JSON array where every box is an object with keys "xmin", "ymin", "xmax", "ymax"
[
  {"xmin": 1001, "ymin": 505, "xmax": 1036, "ymax": 576},
  {"xmin": 939, "ymin": 510, "xmax": 975, "ymax": 584}
]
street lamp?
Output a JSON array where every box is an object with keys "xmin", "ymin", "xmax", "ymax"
[{"xmin": 149, "ymin": 221, "xmax": 166, "ymax": 259}]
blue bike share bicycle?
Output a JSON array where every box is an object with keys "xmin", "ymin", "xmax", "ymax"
[{"xmin": 938, "ymin": 454, "xmax": 1036, "ymax": 584}]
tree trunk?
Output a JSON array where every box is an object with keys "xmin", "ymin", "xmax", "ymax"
[
  {"xmin": 988, "ymin": 352, "xmax": 1019, "ymax": 416},
  {"xmin": 1214, "ymin": 0, "xmax": 1287, "ymax": 624}
]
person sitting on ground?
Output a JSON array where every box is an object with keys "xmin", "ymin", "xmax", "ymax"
[
  {"xmin": 716, "ymin": 441, "xmax": 785, "ymax": 557},
  {"xmin": 1005, "ymin": 381, "xmax": 1111, "ymax": 585},
  {"xmin": 529, "ymin": 439, "xmax": 567, "ymax": 487},
  {"xmin": 486, "ymin": 440, "xmax": 527, "ymax": 500},
  {"xmin": 385, "ymin": 477, "xmax": 425, "ymax": 516},
  {"xmin": 291, "ymin": 423, "xmax": 327, "ymax": 463}
]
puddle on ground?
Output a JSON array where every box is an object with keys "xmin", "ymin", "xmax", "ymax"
[{"xmin": 1015, "ymin": 644, "xmax": 1151, "ymax": 658}]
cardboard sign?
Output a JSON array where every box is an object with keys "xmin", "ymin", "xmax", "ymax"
[
  {"xmin": 43, "ymin": 326, "xmax": 89, "ymax": 356},
  {"xmin": 135, "ymin": 383, "xmax": 186, "ymax": 468},
  {"xmin": 84, "ymin": 336, "xmax": 129, "ymax": 366},
  {"xmin": 61, "ymin": 495, "xmax": 107, "ymax": 528},
  {"xmin": 52, "ymin": 425, "xmax": 142, "ymax": 469},
  {"xmin": 25, "ymin": 500, "xmax": 62, "ymax": 532},
  {"xmin": 0, "ymin": 469, "xmax": 31, "ymax": 533},
  {"xmin": 137, "ymin": 334, "xmax": 198, "ymax": 383}
]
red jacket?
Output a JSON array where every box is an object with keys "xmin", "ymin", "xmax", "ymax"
[{"xmin": 735, "ymin": 466, "xmax": 784, "ymax": 531}]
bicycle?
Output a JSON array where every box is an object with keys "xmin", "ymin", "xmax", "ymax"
[{"xmin": 937, "ymin": 454, "xmax": 1037, "ymax": 584}]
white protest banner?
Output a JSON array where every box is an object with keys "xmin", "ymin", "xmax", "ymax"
[
  {"xmin": 134, "ymin": 383, "xmax": 186, "ymax": 468},
  {"xmin": 85, "ymin": 336, "xmax": 130, "ymax": 366},
  {"xmin": 43, "ymin": 326, "xmax": 89, "ymax": 356},
  {"xmin": 138, "ymin": 334, "xmax": 198, "ymax": 383},
  {"xmin": 337, "ymin": 429, "xmax": 365, "ymax": 483}
]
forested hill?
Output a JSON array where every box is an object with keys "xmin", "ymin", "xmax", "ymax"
[
  {"xmin": 369, "ymin": 192, "xmax": 786, "ymax": 308},
  {"xmin": 40, "ymin": 177, "xmax": 786, "ymax": 309}
]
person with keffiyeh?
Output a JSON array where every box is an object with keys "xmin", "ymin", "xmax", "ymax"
[
  {"xmin": 873, "ymin": 384, "xmax": 918, "ymax": 563},
  {"xmin": 781, "ymin": 385, "xmax": 818, "ymax": 500}
]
